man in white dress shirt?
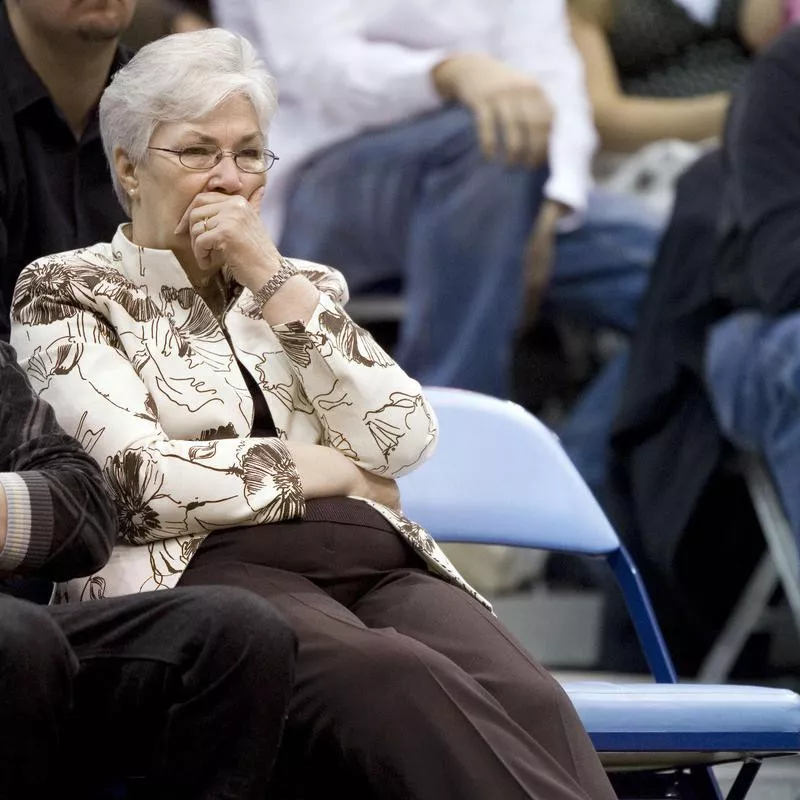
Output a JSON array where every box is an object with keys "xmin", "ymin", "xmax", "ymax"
[{"xmin": 213, "ymin": 0, "xmax": 659, "ymax": 494}]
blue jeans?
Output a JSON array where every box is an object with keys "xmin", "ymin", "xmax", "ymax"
[
  {"xmin": 706, "ymin": 311, "xmax": 800, "ymax": 556},
  {"xmin": 281, "ymin": 108, "xmax": 660, "ymax": 487},
  {"xmin": 553, "ymin": 191, "xmax": 663, "ymax": 497},
  {"xmin": 282, "ymin": 107, "xmax": 545, "ymax": 397}
]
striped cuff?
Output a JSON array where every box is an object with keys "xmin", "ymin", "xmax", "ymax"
[{"xmin": 0, "ymin": 472, "xmax": 51, "ymax": 573}]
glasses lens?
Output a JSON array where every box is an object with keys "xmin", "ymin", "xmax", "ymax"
[
  {"xmin": 236, "ymin": 148, "xmax": 268, "ymax": 173},
  {"xmin": 179, "ymin": 145, "xmax": 219, "ymax": 169}
]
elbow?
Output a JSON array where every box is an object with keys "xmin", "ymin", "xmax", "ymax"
[
  {"xmin": 384, "ymin": 412, "xmax": 439, "ymax": 479},
  {"xmin": 68, "ymin": 533, "xmax": 115, "ymax": 578},
  {"xmin": 593, "ymin": 109, "xmax": 636, "ymax": 152},
  {"xmin": 41, "ymin": 523, "xmax": 114, "ymax": 582}
]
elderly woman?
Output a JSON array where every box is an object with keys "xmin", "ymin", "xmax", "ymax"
[{"xmin": 10, "ymin": 29, "xmax": 615, "ymax": 800}]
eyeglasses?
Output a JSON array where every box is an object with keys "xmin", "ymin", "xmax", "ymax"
[{"xmin": 147, "ymin": 145, "xmax": 279, "ymax": 174}]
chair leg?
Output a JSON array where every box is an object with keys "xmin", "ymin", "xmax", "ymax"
[
  {"xmin": 743, "ymin": 456, "xmax": 800, "ymax": 640},
  {"xmin": 697, "ymin": 552, "xmax": 778, "ymax": 683},
  {"xmin": 722, "ymin": 760, "xmax": 761, "ymax": 800}
]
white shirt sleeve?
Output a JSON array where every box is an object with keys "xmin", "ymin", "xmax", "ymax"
[
  {"xmin": 213, "ymin": 0, "xmax": 448, "ymax": 129},
  {"xmin": 497, "ymin": 0, "xmax": 597, "ymax": 212}
]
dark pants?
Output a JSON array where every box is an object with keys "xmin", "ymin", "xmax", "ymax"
[
  {"xmin": 0, "ymin": 586, "xmax": 297, "ymax": 800},
  {"xmin": 179, "ymin": 500, "xmax": 615, "ymax": 800}
]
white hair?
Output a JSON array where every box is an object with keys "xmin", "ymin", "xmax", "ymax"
[{"xmin": 99, "ymin": 28, "xmax": 278, "ymax": 214}]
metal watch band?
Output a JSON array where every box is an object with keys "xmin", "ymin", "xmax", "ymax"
[{"xmin": 252, "ymin": 257, "xmax": 298, "ymax": 309}]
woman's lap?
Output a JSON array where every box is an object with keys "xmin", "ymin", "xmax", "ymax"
[{"xmin": 177, "ymin": 510, "xmax": 615, "ymax": 799}]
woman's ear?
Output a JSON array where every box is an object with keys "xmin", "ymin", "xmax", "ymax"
[{"xmin": 114, "ymin": 146, "xmax": 139, "ymax": 197}]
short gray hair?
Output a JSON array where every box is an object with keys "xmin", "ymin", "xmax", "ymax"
[{"xmin": 100, "ymin": 28, "xmax": 278, "ymax": 214}]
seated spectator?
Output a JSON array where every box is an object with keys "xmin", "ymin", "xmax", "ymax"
[
  {"xmin": 606, "ymin": 23, "xmax": 800, "ymax": 673},
  {"xmin": 568, "ymin": 0, "xmax": 785, "ymax": 216},
  {"xmin": 0, "ymin": 0, "xmax": 135, "ymax": 340},
  {"xmin": 214, "ymin": 0, "xmax": 663, "ymax": 515},
  {"xmin": 0, "ymin": 339, "xmax": 296, "ymax": 799},
  {"xmin": 705, "ymin": 23, "xmax": 800, "ymax": 560},
  {"xmin": 11, "ymin": 29, "xmax": 616, "ymax": 800},
  {"xmin": 213, "ymin": 0, "xmax": 658, "ymax": 393}
]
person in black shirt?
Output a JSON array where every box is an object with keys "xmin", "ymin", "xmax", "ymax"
[
  {"xmin": 0, "ymin": 0, "xmax": 131, "ymax": 339},
  {"xmin": 602, "ymin": 25, "xmax": 800, "ymax": 676},
  {"xmin": 704, "ymin": 24, "xmax": 800, "ymax": 560}
]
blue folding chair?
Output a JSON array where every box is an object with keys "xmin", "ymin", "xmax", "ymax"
[{"xmin": 398, "ymin": 387, "xmax": 800, "ymax": 800}]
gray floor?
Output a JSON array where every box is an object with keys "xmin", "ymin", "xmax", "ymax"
[{"xmin": 491, "ymin": 587, "xmax": 800, "ymax": 800}]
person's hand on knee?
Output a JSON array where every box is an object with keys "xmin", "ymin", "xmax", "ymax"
[{"xmin": 432, "ymin": 53, "xmax": 553, "ymax": 167}]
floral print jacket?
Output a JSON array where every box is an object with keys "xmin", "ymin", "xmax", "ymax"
[{"xmin": 10, "ymin": 225, "xmax": 488, "ymax": 608}]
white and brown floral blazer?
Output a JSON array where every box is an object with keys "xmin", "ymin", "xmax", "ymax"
[{"xmin": 10, "ymin": 225, "xmax": 488, "ymax": 609}]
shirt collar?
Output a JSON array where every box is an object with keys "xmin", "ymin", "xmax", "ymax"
[{"xmin": 111, "ymin": 225, "xmax": 195, "ymax": 290}]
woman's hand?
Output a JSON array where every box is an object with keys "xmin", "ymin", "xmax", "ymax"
[
  {"xmin": 432, "ymin": 53, "xmax": 553, "ymax": 166},
  {"xmin": 351, "ymin": 466, "xmax": 402, "ymax": 513},
  {"xmin": 174, "ymin": 186, "xmax": 281, "ymax": 292},
  {"xmin": 285, "ymin": 442, "xmax": 402, "ymax": 513}
]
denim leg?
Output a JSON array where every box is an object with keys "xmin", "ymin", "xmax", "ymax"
[
  {"xmin": 547, "ymin": 188, "xmax": 663, "ymax": 333},
  {"xmin": 551, "ymin": 189, "xmax": 662, "ymax": 497},
  {"xmin": 706, "ymin": 311, "xmax": 800, "ymax": 556},
  {"xmin": 281, "ymin": 108, "xmax": 546, "ymax": 396},
  {"xmin": 558, "ymin": 348, "xmax": 631, "ymax": 499}
]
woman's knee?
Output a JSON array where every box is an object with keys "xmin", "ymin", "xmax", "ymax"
[{"xmin": 311, "ymin": 631, "xmax": 467, "ymax": 735}]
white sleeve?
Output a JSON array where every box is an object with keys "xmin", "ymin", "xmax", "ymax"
[
  {"xmin": 498, "ymin": 0, "xmax": 597, "ymax": 212},
  {"xmin": 213, "ymin": 0, "xmax": 448, "ymax": 129}
]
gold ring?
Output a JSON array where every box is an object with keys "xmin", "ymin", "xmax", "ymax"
[{"xmin": 203, "ymin": 217, "xmax": 209, "ymax": 233}]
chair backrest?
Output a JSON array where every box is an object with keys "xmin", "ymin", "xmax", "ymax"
[
  {"xmin": 399, "ymin": 387, "xmax": 620, "ymax": 554},
  {"xmin": 399, "ymin": 387, "xmax": 677, "ymax": 682}
]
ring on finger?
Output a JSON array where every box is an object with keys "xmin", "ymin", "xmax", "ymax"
[{"xmin": 203, "ymin": 217, "xmax": 210, "ymax": 233}]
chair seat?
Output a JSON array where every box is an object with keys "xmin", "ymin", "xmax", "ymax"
[{"xmin": 564, "ymin": 682, "xmax": 800, "ymax": 753}]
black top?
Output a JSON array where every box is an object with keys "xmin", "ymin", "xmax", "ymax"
[
  {"xmin": 608, "ymin": 0, "xmax": 749, "ymax": 97},
  {"xmin": 608, "ymin": 25, "xmax": 800, "ymax": 594},
  {"xmin": 0, "ymin": 2, "xmax": 129, "ymax": 339},
  {"xmin": 714, "ymin": 25, "xmax": 800, "ymax": 315}
]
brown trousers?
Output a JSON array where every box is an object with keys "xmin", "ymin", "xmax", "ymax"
[{"xmin": 178, "ymin": 499, "xmax": 615, "ymax": 800}]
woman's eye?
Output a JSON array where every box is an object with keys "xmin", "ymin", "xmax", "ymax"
[{"xmin": 182, "ymin": 146, "xmax": 215, "ymax": 156}]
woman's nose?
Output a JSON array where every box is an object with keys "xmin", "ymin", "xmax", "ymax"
[{"xmin": 206, "ymin": 153, "xmax": 243, "ymax": 192}]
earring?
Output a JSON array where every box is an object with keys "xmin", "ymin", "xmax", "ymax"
[{"xmin": 128, "ymin": 188, "xmax": 136, "ymax": 196}]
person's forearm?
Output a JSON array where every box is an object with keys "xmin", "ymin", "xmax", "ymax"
[
  {"xmin": 738, "ymin": 0, "xmax": 784, "ymax": 52},
  {"xmin": 260, "ymin": 276, "xmax": 321, "ymax": 327},
  {"xmin": 595, "ymin": 93, "xmax": 730, "ymax": 152},
  {"xmin": 284, "ymin": 441, "xmax": 400, "ymax": 510},
  {"xmin": 284, "ymin": 442, "xmax": 358, "ymax": 499}
]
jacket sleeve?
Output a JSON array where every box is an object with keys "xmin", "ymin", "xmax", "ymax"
[
  {"xmin": 10, "ymin": 261, "xmax": 306, "ymax": 546},
  {"xmin": 725, "ymin": 31, "xmax": 800, "ymax": 314},
  {"xmin": 0, "ymin": 340, "xmax": 117, "ymax": 579},
  {"xmin": 268, "ymin": 262, "xmax": 439, "ymax": 478}
]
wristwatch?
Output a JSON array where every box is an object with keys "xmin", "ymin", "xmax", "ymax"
[{"xmin": 252, "ymin": 257, "xmax": 298, "ymax": 308}]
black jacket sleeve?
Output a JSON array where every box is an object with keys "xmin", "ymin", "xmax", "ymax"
[
  {"xmin": 724, "ymin": 27, "xmax": 800, "ymax": 314},
  {"xmin": 0, "ymin": 340, "xmax": 117, "ymax": 580}
]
